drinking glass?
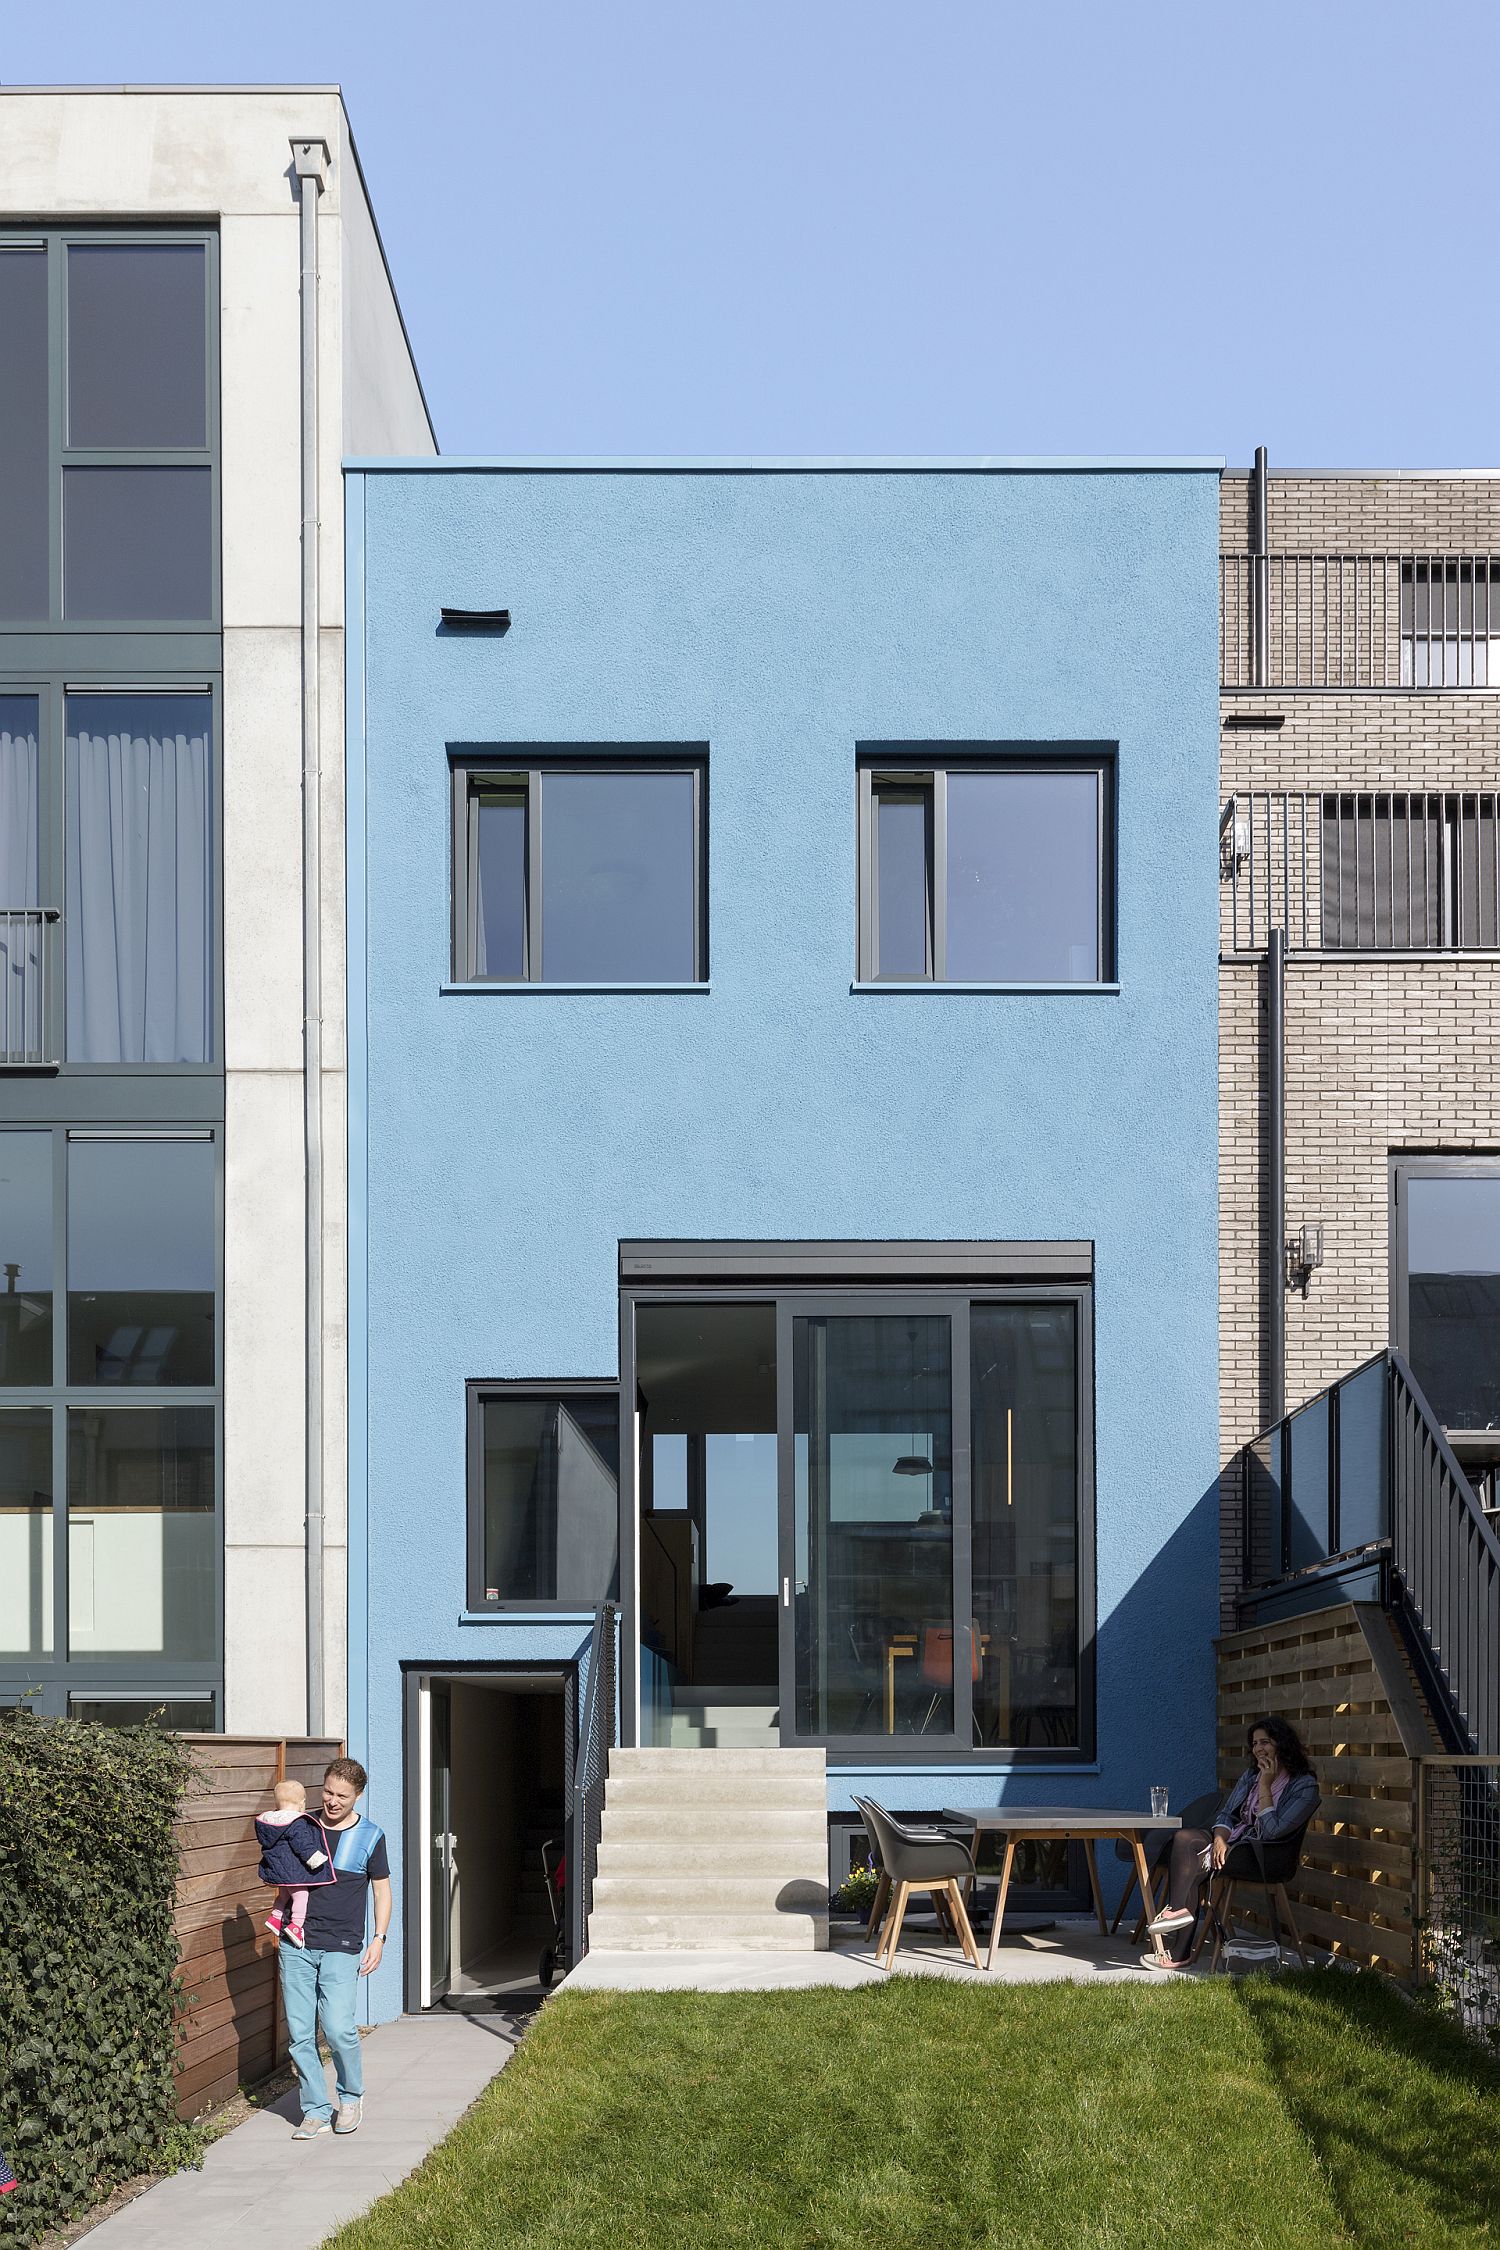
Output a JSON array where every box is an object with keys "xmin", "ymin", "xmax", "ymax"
[{"xmin": 1150, "ymin": 1786, "xmax": 1170, "ymax": 1819}]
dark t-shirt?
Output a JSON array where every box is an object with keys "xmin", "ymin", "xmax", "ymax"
[{"xmin": 298, "ymin": 1818, "xmax": 389, "ymax": 1955}]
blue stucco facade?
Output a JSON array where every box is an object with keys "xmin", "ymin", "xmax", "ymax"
[{"xmin": 346, "ymin": 460, "xmax": 1223, "ymax": 2021}]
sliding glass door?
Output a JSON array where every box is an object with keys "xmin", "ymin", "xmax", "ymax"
[{"xmin": 630, "ymin": 1280, "xmax": 1091, "ymax": 1759}]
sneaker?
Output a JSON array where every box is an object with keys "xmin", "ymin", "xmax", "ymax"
[
  {"xmin": 1146, "ymin": 1905, "xmax": 1195, "ymax": 1935},
  {"xmin": 1141, "ymin": 1951, "xmax": 1186, "ymax": 1973},
  {"xmin": 282, "ymin": 1923, "xmax": 306, "ymax": 1949},
  {"xmin": 265, "ymin": 1909, "xmax": 285, "ymax": 1938},
  {"xmin": 292, "ymin": 2116, "xmax": 332, "ymax": 2141},
  {"xmin": 334, "ymin": 2099, "xmax": 363, "ymax": 2135}
]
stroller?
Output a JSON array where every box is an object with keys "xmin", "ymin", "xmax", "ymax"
[{"xmin": 538, "ymin": 1837, "xmax": 568, "ymax": 1989}]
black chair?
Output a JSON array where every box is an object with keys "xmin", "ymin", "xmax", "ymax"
[
  {"xmin": 1192, "ymin": 1819, "xmax": 1313, "ymax": 1971},
  {"xmin": 858, "ymin": 1797, "xmax": 980, "ymax": 1970},
  {"xmin": 1109, "ymin": 1789, "xmax": 1222, "ymax": 1940}
]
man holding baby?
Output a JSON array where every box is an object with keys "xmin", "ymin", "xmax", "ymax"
[{"xmin": 277, "ymin": 1756, "xmax": 392, "ymax": 2141}]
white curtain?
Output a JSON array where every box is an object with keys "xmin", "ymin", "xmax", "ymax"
[
  {"xmin": 66, "ymin": 707, "xmax": 212, "ymax": 1063},
  {"xmin": 0, "ymin": 717, "xmax": 41, "ymax": 1058}
]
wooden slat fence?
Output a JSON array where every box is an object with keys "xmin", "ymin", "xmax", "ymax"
[
  {"xmin": 172, "ymin": 1735, "xmax": 344, "ymax": 2116},
  {"xmin": 1217, "ymin": 1601, "xmax": 1440, "ymax": 1978}
]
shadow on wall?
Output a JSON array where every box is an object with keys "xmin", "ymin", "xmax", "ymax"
[{"xmin": 1063, "ymin": 1474, "xmax": 1222, "ymax": 1914}]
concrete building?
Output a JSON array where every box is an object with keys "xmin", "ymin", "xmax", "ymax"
[
  {"xmin": 0, "ymin": 87, "xmax": 435, "ymax": 1734},
  {"xmin": 344, "ymin": 456, "xmax": 1223, "ymax": 2018}
]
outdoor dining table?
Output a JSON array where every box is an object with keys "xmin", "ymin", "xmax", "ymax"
[{"xmin": 942, "ymin": 1805, "xmax": 1182, "ymax": 1972}]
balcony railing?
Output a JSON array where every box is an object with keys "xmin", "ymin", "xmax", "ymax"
[
  {"xmin": 0, "ymin": 909, "xmax": 57, "ymax": 1065},
  {"xmin": 1221, "ymin": 553, "xmax": 1500, "ymax": 690},
  {"xmin": 1221, "ymin": 789, "xmax": 1500, "ymax": 955},
  {"xmin": 1235, "ymin": 1349, "xmax": 1500, "ymax": 1754}
]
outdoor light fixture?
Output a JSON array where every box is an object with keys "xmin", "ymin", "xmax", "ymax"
[{"xmin": 1288, "ymin": 1222, "xmax": 1324, "ymax": 1296}]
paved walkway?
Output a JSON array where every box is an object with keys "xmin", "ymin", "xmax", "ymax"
[
  {"xmin": 80, "ymin": 2010, "xmax": 519, "ymax": 2250},
  {"xmin": 564, "ymin": 1916, "xmax": 1206, "ymax": 1991}
]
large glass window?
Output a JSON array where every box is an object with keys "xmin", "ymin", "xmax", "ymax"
[
  {"xmin": 65, "ymin": 693, "xmax": 214, "ymax": 1062},
  {"xmin": 457, "ymin": 760, "xmax": 704, "ymax": 983},
  {"xmin": 0, "ymin": 1410, "xmax": 53, "ymax": 1659},
  {"xmin": 1397, "ymin": 1163, "xmax": 1500, "ymax": 1433},
  {"xmin": 68, "ymin": 1135, "xmax": 215, "ymax": 1386},
  {"xmin": 970, "ymin": 1304, "xmax": 1079, "ymax": 1749},
  {"xmin": 859, "ymin": 757, "xmax": 1112, "ymax": 984},
  {"xmin": 0, "ymin": 229, "xmax": 216, "ymax": 628},
  {"xmin": 792, "ymin": 1313, "xmax": 955, "ymax": 1739},
  {"xmin": 67, "ymin": 243, "xmax": 208, "ymax": 449},
  {"xmin": 66, "ymin": 1406, "xmax": 215, "ymax": 1661},
  {"xmin": 0, "ymin": 695, "xmax": 43, "ymax": 1066},
  {"xmin": 0, "ymin": 1132, "xmax": 52, "ymax": 1384},
  {"xmin": 0, "ymin": 247, "xmax": 49, "ymax": 622},
  {"xmin": 473, "ymin": 1388, "xmax": 619, "ymax": 1605}
]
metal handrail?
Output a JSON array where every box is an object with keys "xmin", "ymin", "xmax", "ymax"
[
  {"xmin": 0, "ymin": 907, "xmax": 57, "ymax": 1065},
  {"xmin": 1222, "ymin": 551, "xmax": 1500, "ymax": 690},
  {"xmin": 568, "ymin": 1600, "xmax": 617, "ymax": 1965},
  {"xmin": 1234, "ymin": 1349, "xmax": 1500, "ymax": 1753}
]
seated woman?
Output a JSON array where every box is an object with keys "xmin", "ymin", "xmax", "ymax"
[{"xmin": 1146, "ymin": 1714, "xmax": 1319, "ymax": 1965}]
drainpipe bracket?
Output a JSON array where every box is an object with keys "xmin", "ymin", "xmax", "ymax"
[{"xmin": 291, "ymin": 139, "xmax": 331, "ymax": 187}]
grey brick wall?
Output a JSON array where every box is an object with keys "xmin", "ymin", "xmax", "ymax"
[{"xmin": 1218, "ymin": 473, "xmax": 1500, "ymax": 1623}]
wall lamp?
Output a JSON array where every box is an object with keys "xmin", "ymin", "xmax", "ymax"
[{"xmin": 1287, "ymin": 1223, "xmax": 1324, "ymax": 1296}]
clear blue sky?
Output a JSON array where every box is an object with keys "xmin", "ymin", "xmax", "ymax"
[{"xmin": 5, "ymin": 0, "xmax": 1497, "ymax": 465}]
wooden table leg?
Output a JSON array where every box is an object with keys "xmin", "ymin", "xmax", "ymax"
[
  {"xmin": 1129, "ymin": 1835, "xmax": 1168, "ymax": 1962},
  {"xmin": 1083, "ymin": 1839, "xmax": 1108, "ymax": 1935},
  {"xmin": 984, "ymin": 1836, "xmax": 1017, "ymax": 1972}
]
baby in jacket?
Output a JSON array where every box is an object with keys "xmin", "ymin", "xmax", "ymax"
[{"xmin": 254, "ymin": 1779, "xmax": 335, "ymax": 1948}]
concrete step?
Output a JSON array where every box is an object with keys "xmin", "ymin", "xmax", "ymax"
[
  {"xmin": 596, "ymin": 1832, "xmax": 825, "ymax": 1875},
  {"xmin": 592, "ymin": 1874, "xmax": 828, "ymax": 1914},
  {"xmin": 610, "ymin": 1747, "xmax": 825, "ymax": 1776},
  {"xmin": 666, "ymin": 1722, "xmax": 782, "ymax": 1748},
  {"xmin": 600, "ymin": 1804, "xmax": 827, "ymax": 1846},
  {"xmin": 605, "ymin": 1768, "xmax": 828, "ymax": 1810},
  {"xmin": 586, "ymin": 1908, "xmax": 828, "ymax": 1952}
]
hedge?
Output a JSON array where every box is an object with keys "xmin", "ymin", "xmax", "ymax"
[{"xmin": 0, "ymin": 1710, "xmax": 200, "ymax": 2248}]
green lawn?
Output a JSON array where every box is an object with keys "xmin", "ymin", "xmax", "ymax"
[{"xmin": 328, "ymin": 1974, "xmax": 1500, "ymax": 2250}]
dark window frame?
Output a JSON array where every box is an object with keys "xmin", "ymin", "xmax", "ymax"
[
  {"xmin": 450, "ymin": 751, "xmax": 709, "ymax": 986},
  {"xmin": 0, "ymin": 673, "xmax": 224, "ymax": 1074},
  {"xmin": 1391, "ymin": 1152, "xmax": 1500, "ymax": 1440},
  {"xmin": 465, "ymin": 1377, "xmax": 623, "ymax": 1613},
  {"xmin": 618, "ymin": 1260, "xmax": 1097, "ymax": 1766},
  {"xmin": 0, "ymin": 226, "xmax": 221, "ymax": 632},
  {"xmin": 856, "ymin": 748, "xmax": 1116, "ymax": 986},
  {"xmin": 0, "ymin": 1121, "xmax": 224, "ymax": 1711}
]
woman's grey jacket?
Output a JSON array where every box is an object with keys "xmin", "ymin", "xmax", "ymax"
[{"xmin": 1213, "ymin": 1766, "xmax": 1320, "ymax": 1842}]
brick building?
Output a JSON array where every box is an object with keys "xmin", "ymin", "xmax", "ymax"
[{"xmin": 1219, "ymin": 461, "xmax": 1500, "ymax": 1617}]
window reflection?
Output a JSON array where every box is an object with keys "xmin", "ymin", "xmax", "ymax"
[
  {"xmin": 482, "ymin": 1393, "xmax": 619, "ymax": 1603},
  {"xmin": 0, "ymin": 1132, "xmax": 52, "ymax": 1384},
  {"xmin": 68, "ymin": 1136, "xmax": 215, "ymax": 1384},
  {"xmin": 1406, "ymin": 1173, "xmax": 1500, "ymax": 1432},
  {"xmin": 0, "ymin": 1409, "xmax": 52, "ymax": 1658},
  {"xmin": 793, "ymin": 1314, "xmax": 954, "ymax": 1739},
  {"xmin": 971, "ymin": 1304, "xmax": 1079, "ymax": 1749},
  {"xmin": 66, "ymin": 1405, "xmax": 215, "ymax": 1661}
]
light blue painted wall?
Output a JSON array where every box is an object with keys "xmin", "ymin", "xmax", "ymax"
[{"xmin": 348, "ymin": 464, "xmax": 1222, "ymax": 2019}]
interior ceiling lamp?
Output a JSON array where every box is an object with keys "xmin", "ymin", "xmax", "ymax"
[{"xmin": 893, "ymin": 1453, "xmax": 934, "ymax": 1475}]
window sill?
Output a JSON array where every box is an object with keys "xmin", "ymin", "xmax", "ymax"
[
  {"xmin": 458, "ymin": 1609, "xmax": 600, "ymax": 1625},
  {"xmin": 441, "ymin": 981, "xmax": 711, "ymax": 996},
  {"xmin": 849, "ymin": 980, "xmax": 1120, "ymax": 996}
]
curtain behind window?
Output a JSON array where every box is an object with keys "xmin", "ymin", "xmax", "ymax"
[{"xmin": 65, "ymin": 694, "xmax": 213, "ymax": 1063}]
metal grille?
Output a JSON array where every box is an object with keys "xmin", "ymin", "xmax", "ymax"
[
  {"xmin": 1221, "ymin": 791, "xmax": 1500, "ymax": 954},
  {"xmin": 1416, "ymin": 1757, "xmax": 1500, "ymax": 2039},
  {"xmin": 1221, "ymin": 553, "xmax": 1500, "ymax": 689},
  {"xmin": 0, "ymin": 909, "xmax": 53, "ymax": 1063}
]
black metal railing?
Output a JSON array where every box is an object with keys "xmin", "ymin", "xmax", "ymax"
[
  {"xmin": 568, "ymin": 1600, "xmax": 617, "ymax": 1966},
  {"xmin": 1235, "ymin": 1349, "xmax": 1500, "ymax": 1753},
  {"xmin": 1221, "ymin": 552, "xmax": 1500, "ymax": 689}
]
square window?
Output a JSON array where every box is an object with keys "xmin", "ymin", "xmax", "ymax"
[
  {"xmin": 860, "ymin": 756, "xmax": 1112, "ymax": 984},
  {"xmin": 471, "ymin": 1387, "xmax": 620, "ymax": 1606},
  {"xmin": 67, "ymin": 243, "xmax": 208, "ymax": 449},
  {"xmin": 63, "ymin": 465, "xmax": 212, "ymax": 622},
  {"xmin": 67, "ymin": 1135, "xmax": 215, "ymax": 1386},
  {"xmin": 457, "ymin": 760, "xmax": 705, "ymax": 983}
]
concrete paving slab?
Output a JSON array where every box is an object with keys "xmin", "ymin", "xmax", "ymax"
[
  {"xmin": 562, "ymin": 1918, "xmax": 1205, "ymax": 1992},
  {"xmin": 78, "ymin": 2012, "xmax": 513, "ymax": 2249}
]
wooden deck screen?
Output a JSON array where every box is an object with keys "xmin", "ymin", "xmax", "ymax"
[
  {"xmin": 1217, "ymin": 1600, "xmax": 1439, "ymax": 1978},
  {"xmin": 173, "ymin": 1735, "xmax": 345, "ymax": 2116}
]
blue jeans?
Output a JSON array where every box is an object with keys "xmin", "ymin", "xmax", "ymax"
[{"xmin": 280, "ymin": 1945, "xmax": 363, "ymax": 2121}]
